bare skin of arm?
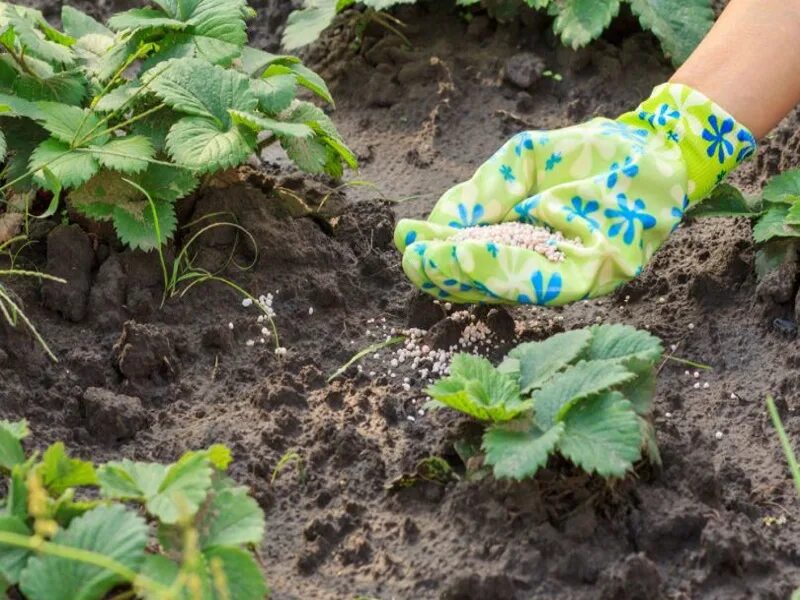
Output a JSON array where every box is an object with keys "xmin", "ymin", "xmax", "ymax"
[{"xmin": 671, "ymin": 0, "xmax": 800, "ymax": 138}]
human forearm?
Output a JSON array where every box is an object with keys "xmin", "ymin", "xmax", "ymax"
[{"xmin": 671, "ymin": 0, "xmax": 800, "ymax": 138}]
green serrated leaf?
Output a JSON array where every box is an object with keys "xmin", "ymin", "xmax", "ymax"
[
  {"xmin": 753, "ymin": 205, "xmax": 800, "ymax": 243},
  {"xmin": 250, "ymin": 74, "xmax": 297, "ymax": 114},
  {"xmin": 89, "ymin": 135, "xmax": 155, "ymax": 174},
  {"xmin": 239, "ymin": 46, "xmax": 299, "ymax": 78},
  {"xmin": 764, "ymin": 169, "xmax": 800, "ymax": 204},
  {"xmin": 483, "ymin": 420, "xmax": 564, "ymax": 480},
  {"xmin": 1, "ymin": 5, "xmax": 75, "ymax": 66},
  {"xmin": 166, "ymin": 115, "xmax": 255, "ymax": 172},
  {"xmin": 147, "ymin": 57, "xmax": 257, "ymax": 122},
  {"xmin": 230, "ymin": 109, "xmax": 313, "ymax": 138},
  {"xmin": 39, "ymin": 442, "xmax": 97, "ymax": 496},
  {"xmin": 0, "ymin": 516, "xmax": 32, "ymax": 585},
  {"xmin": 30, "ymin": 137, "xmax": 99, "ymax": 189},
  {"xmin": 0, "ymin": 420, "xmax": 29, "ymax": 440},
  {"xmin": 61, "ymin": 6, "xmax": 112, "ymax": 39},
  {"xmin": 127, "ymin": 0, "xmax": 248, "ymax": 66},
  {"xmin": 557, "ymin": 392, "xmax": 642, "ymax": 477},
  {"xmin": 0, "ymin": 426, "xmax": 24, "ymax": 471},
  {"xmin": 425, "ymin": 353, "xmax": 529, "ymax": 422},
  {"xmin": 689, "ymin": 183, "xmax": 761, "ymax": 218},
  {"xmin": 508, "ymin": 328, "xmax": 593, "ymax": 393},
  {"xmin": 629, "ymin": 0, "xmax": 713, "ymax": 65},
  {"xmin": 93, "ymin": 82, "xmax": 142, "ymax": 112},
  {"xmin": 533, "ymin": 360, "xmax": 635, "ymax": 430},
  {"xmin": 755, "ymin": 239, "xmax": 800, "ymax": 280},
  {"xmin": 108, "ymin": 8, "xmax": 188, "ymax": 32},
  {"xmin": 264, "ymin": 62, "xmax": 332, "ymax": 105},
  {"xmin": 112, "ymin": 195, "xmax": 178, "ymax": 251},
  {"xmin": 617, "ymin": 359, "xmax": 657, "ymax": 416},
  {"xmin": 198, "ymin": 486, "xmax": 265, "ymax": 549},
  {"xmin": 137, "ymin": 163, "xmax": 198, "ymax": 202},
  {"xmin": 137, "ymin": 555, "xmax": 211, "ymax": 600},
  {"xmin": 34, "ymin": 102, "xmax": 106, "ymax": 145},
  {"xmin": 6, "ymin": 460, "xmax": 32, "ymax": 520},
  {"xmin": 584, "ymin": 324, "xmax": 663, "ymax": 365},
  {"xmin": 551, "ymin": 0, "xmax": 620, "ymax": 49},
  {"xmin": 19, "ymin": 505, "xmax": 148, "ymax": 600},
  {"xmin": 204, "ymin": 546, "xmax": 269, "ymax": 599},
  {"xmin": 98, "ymin": 453, "xmax": 213, "ymax": 524},
  {"xmin": 282, "ymin": 0, "xmax": 339, "ymax": 50},
  {"xmin": 14, "ymin": 71, "xmax": 88, "ymax": 106}
]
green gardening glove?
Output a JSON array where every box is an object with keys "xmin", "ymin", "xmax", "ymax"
[{"xmin": 394, "ymin": 83, "xmax": 756, "ymax": 305}]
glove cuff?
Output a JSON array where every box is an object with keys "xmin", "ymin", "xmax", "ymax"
[{"xmin": 619, "ymin": 83, "xmax": 756, "ymax": 204}]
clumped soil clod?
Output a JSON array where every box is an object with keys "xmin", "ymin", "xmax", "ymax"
[{"xmin": 2, "ymin": 2, "xmax": 800, "ymax": 599}]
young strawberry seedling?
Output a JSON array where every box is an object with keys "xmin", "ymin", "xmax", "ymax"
[
  {"xmin": 426, "ymin": 323, "xmax": 663, "ymax": 480},
  {"xmin": 0, "ymin": 420, "xmax": 268, "ymax": 600}
]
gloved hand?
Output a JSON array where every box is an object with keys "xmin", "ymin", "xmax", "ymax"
[{"xmin": 394, "ymin": 83, "xmax": 756, "ymax": 305}]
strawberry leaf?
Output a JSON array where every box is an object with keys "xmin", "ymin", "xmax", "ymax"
[
  {"xmin": 39, "ymin": 442, "xmax": 97, "ymax": 496},
  {"xmin": 425, "ymin": 354, "xmax": 530, "ymax": 422},
  {"xmin": 583, "ymin": 324, "xmax": 663, "ymax": 365},
  {"xmin": 557, "ymin": 392, "xmax": 642, "ymax": 477},
  {"xmin": 533, "ymin": 360, "xmax": 635, "ymax": 430},
  {"xmin": 19, "ymin": 505, "xmax": 148, "ymax": 600},
  {"xmin": 550, "ymin": 0, "xmax": 620, "ymax": 49},
  {"xmin": 629, "ymin": 0, "xmax": 713, "ymax": 65},
  {"xmin": 98, "ymin": 452, "xmax": 213, "ymax": 524},
  {"xmin": 29, "ymin": 138, "xmax": 100, "ymax": 189},
  {"xmin": 507, "ymin": 328, "xmax": 593, "ymax": 393},
  {"xmin": 483, "ymin": 420, "xmax": 564, "ymax": 480}
]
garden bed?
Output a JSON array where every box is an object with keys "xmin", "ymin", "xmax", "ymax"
[{"xmin": 1, "ymin": 1, "xmax": 800, "ymax": 598}]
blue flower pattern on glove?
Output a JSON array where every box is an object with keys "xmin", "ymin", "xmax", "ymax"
[
  {"xmin": 670, "ymin": 195, "xmax": 689, "ymax": 231},
  {"xmin": 563, "ymin": 196, "xmax": 600, "ymax": 231},
  {"xmin": 545, "ymin": 152, "xmax": 562, "ymax": 171},
  {"xmin": 702, "ymin": 115, "xmax": 735, "ymax": 163},
  {"xmin": 514, "ymin": 132, "xmax": 534, "ymax": 156},
  {"xmin": 500, "ymin": 164, "xmax": 515, "ymax": 182},
  {"xmin": 639, "ymin": 103, "xmax": 680, "ymax": 128},
  {"xmin": 736, "ymin": 129, "xmax": 756, "ymax": 162},
  {"xmin": 606, "ymin": 156, "xmax": 639, "ymax": 188},
  {"xmin": 449, "ymin": 203, "xmax": 485, "ymax": 228},
  {"xmin": 514, "ymin": 197, "xmax": 540, "ymax": 224},
  {"xmin": 517, "ymin": 271, "xmax": 562, "ymax": 305},
  {"xmin": 600, "ymin": 121, "xmax": 649, "ymax": 146},
  {"xmin": 605, "ymin": 194, "xmax": 657, "ymax": 245}
]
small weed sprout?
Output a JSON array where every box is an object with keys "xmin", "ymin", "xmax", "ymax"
[{"xmin": 0, "ymin": 235, "xmax": 64, "ymax": 361}]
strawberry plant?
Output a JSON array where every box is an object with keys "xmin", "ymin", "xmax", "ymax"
[
  {"xmin": 283, "ymin": 0, "xmax": 712, "ymax": 66},
  {"xmin": 0, "ymin": 420, "xmax": 268, "ymax": 599},
  {"xmin": 0, "ymin": 1, "xmax": 356, "ymax": 251},
  {"xmin": 426, "ymin": 324, "xmax": 663, "ymax": 480},
  {"xmin": 687, "ymin": 172, "xmax": 800, "ymax": 280}
]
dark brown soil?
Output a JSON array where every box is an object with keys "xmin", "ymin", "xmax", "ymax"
[{"xmin": 2, "ymin": 2, "xmax": 800, "ymax": 599}]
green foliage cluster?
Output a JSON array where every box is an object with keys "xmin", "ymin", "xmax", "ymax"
[
  {"xmin": 426, "ymin": 324, "xmax": 663, "ymax": 480},
  {"xmin": 0, "ymin": 1, "xmax": 355, "ymax": 251},
  {"xmin": 0, "ymin": 421, "xmax": 268, "ymax": 599},
  {"xmin": 689, "ymin": 171, "xmax": 800, "ymax": 279},
  {"xmin": 283, "ymin": 0, "xmax": 713, "ymax": 66}
]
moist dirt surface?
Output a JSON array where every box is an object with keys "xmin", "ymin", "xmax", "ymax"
[{"xmin": 2, "ymin": 2, "xmax": 800, "ymax": 599}]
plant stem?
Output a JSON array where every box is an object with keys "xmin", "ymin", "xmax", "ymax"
[
  {"xmin": 766, "ymin": 395, "xmax": 800, "ymax": 497},
  {"xmin": 79, "ymin": 103, "xmax": 166, "ymax": 147},
  {"xmin": 665, "ymin": 355, "xmax": 713, "ymax": 370}
]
